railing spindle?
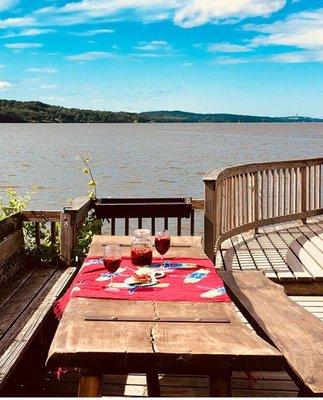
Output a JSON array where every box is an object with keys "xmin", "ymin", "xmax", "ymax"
[
  {"xmin": 177, "ymin": 217, "xmax": 182, "ymax": 236},
  {"xmin": 35, "ymin": 222, "xmax": 41, "ymax": 247},
  {"xmin": 111, "ymin": 218, "xmax": 116, "ymax": 235},
  {"xmin": 151, "ymin": 217, "xmax": 155, "ymax": 235},
  {"xmin": 125, "ymin": 218, "xmax": 129, "ymax": 235},
  {"xmin": 164, "ymin": 217, "xmax": 168, "ymax": 230},
  {"xmin": 51, "ymin": 222, "xmax": 56, "ymax": 245},
  {"xmin": 190, "ymin": 209, "xmax": 195, "ymax": 236},
  {"xmin": 300, "ymin": 167, "xmax": 307, "ymax": 223}
]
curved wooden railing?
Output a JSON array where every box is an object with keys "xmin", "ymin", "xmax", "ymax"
[{"xmin": 203, "ymin": 157, "xmax": 323, "ymax": 259}]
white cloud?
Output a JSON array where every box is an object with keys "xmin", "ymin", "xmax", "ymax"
[
  {"xmin": 70, "ymin": 28, "xmax": 114, "ymax": 36},
  {"xmin": 173, "ymin": 0, "xmax": 286, "ymax": 28},
  {"xmin": 247, "ymin": 9, "xmax": 323, "ymax": 50},
  {"xmin": 40, "ymin": 84, "xmax": 58, "ymax": 89},
  {"xmin": 65, "ymin": 51, "xmax": 116, "ymax": 61},
  {"xmin": 135, "ymin": 40, "xmax": 170, "ymax": 51},
  {"xmin": 0, "ymin": 0, "xmax": 19, "ymax": 11},
  {"xmin": 0, "ymin": 81, "xmax": 12, "ymax": 90},
  {"xmin": 2, "ymin": 28, "xmax": 56, "ymax": 38},
  {"xmin": 268, "ymin": 50, "xmax": 323, "ymax": 63},
  {"xmin": 207, "ymin": 42, "xmax": 251, "ymax": 53},
  {"xmin": 1, "ymin": 0, "xmax": 286, "ymax": 30},
  {"xmin": 26, "ymin": 67, "xmax": 57, "ymax": 73},
  {"xmin": 5, "ymin": 42, "xmax": 43, "ymax": 49},
  {"xmin": 0, "ymin": 17, "xmax": 35, "ymax": 29}
]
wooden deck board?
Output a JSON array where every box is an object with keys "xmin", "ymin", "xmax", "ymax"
[{"xmin": 220, "ymin": 218, "xmax": 323, "ymax": 292}]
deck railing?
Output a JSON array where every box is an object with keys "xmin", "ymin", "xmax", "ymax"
[
  {"xmin": 93, "ymin": 197, "xmax": 204, "ymax": 237},
  {"xmin": 204, "ymin": 157, "xmax": 323, "ymax": 259}
]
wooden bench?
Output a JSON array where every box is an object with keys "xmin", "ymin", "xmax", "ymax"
[
  {"xmin": 219, "ymin": 270, "xmax": 323, "ymax": 396},
  {"xmin": 0, "ymin": 213, "xmax": 75, "ymax": 391}
]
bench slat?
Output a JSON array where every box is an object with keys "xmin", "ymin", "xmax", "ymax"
[
  {"xmin": 0, "ymin": 268, "xmax": 35, "ymax": 310},
  {"xmin": 0, "ymin": 214, "xmax": 22, "ymax": 242},
  {"xmin": 0, "ymin": 267, "xmax": 57, "ymax": 339},
  {"xmin": 0, "ymin": 230, "xmax": 24, "ymax": 266}
]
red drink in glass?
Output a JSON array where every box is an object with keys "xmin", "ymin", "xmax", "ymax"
[
  {"xmin": 155, "ymin": 236, "xmax": 170, "ymax": 255},
  {"xmin": 103, "ymin": 257, "xmax": 121, "ymax": 273},
  {"xmin": 131, "ymin": 247, "xmax": 153, "ymax": 266}
]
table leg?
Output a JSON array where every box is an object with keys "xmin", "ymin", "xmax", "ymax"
[
  {"xmin": 209, "ymin": 371, "xmax": 232, "ymax": 397},
  {"xmin": 146, "ymin": 372, "xmax": 161, "ymax": 397},
  {"xmin": 78, "ymin": 368, "xmax": 102, "ymax": 397}
]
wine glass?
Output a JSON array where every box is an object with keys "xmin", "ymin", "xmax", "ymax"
[
  {"xmin": 103, "ymin": 244, "xmax": 122, "ymax": 291},
  {"xmin": 154, "ymin": 230, "xmax": 170, "ymax": 267}
]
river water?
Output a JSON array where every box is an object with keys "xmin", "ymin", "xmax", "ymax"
[{"xmin": 0, "ymin": 123, "xmax": 322, "ymax": 210}]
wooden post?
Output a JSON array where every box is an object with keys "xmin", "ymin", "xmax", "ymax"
[
  {"xmin": 60, "ymin": 211, "xmax": 74, "ymax": 267},
  {"xmin": 204, "ymin": 171, "xmax": 217, "ymax": 261},
  {"xmin": 209, "ymin": 371, "xmax": 232, "ymax": 397},
  {"xmin": 300, "ymin": 167, "xmax": 307, "ymax": 224},
  {"xmin": 78, "ymin": 369, "xmax": 102, "ymax": 397},
  {"xmin": 146, "ymin": 371, "xmax": 161, "ymax": 397}
]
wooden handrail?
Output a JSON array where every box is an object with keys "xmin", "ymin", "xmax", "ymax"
[{"xmin": 204, "ymin": 157, "xmax": 323, "ymax": 259}]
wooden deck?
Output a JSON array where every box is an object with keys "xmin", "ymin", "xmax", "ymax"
[
  {"xmin": 217, "ymin": 217, "xmax": 323, "ymax": 294},
  {"xmin": 44, "ymin": 295, "xmax": 323, "ymax": 397}
]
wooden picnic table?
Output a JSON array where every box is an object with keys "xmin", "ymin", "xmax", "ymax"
[{"xmin": 47, "ymin": 235, "xmax": 283, "ymax": 397}]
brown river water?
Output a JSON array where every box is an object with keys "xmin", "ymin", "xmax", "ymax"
[{"xmin": 1, "ymin": 123, "xmax": 322, "ymax": 212}]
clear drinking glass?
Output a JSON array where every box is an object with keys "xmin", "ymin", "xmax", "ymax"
[
  {"xmin": 103, "ymin": 244, "xmax": 122, "ymax": 291},
  {"xmin": 154, "ymin": 230, "xmax": 170, "ymax": 267}
]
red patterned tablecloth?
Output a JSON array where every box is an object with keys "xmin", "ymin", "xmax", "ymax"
[{"xmin": 54, "ymin": 256, "xmax": 230, "ymax": 318}]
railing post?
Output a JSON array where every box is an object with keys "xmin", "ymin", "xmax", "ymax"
[
  {"xmin": 204, "ymin": 171, "xmax": 218, "ymax": 261},
  {"xmin": 300, "ymin": 167, "xmax": 307, "ymax": 224},
  {"xmin": 60, "ymin": 210, "xmax": 74, "ymax": 267}
]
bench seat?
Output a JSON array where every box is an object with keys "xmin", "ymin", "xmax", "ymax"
[{"xmin": 0, "ymin": 265, "xmax": 75, "ymax": 390}]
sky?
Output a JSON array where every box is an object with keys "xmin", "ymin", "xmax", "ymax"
[{"xmin": 0, "ymin": 0, "xmax": 322, "ymax": 117}]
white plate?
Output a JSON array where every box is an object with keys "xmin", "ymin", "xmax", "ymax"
[{"xmin": 125, "ymin": 276, "xmax": 158, "ymax": 287}]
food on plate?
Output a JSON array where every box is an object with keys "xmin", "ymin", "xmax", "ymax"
[{"xmin": 133, "ymin": 273, "xmax": 152, "ymax": 284}]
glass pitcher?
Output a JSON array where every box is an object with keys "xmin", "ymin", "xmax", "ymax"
[{"xmin": 131, "ymin": 229, "xmax": 153, "ymax": 267}]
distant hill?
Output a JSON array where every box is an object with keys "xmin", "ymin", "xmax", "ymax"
[{"xmin": 0, "ymin": 99, "xmax": 322, "ymax": 123}]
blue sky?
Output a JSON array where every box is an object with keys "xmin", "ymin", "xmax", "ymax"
[{"xmin": 0, "ymin": 0, "xmax": 322, "ymax": 117}]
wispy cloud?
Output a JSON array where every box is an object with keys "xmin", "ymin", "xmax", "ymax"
[
  {"xmin": 26, "ymin": 67, "xmax": 57, "ymax": 73},
  {"xmin": 133, "ymin": 40, "xmax": 176, "ymax": 58},
  {"xmin": 39, "ymin": 84, "xmax": 58, "ymax": 89},
  {"xmin": 246, "ymin": 9, "xmax": 323, "ymax": 50},
  {"xmin": 0, "ymin": 17, "xmax": 35, "ymax": 29},
  {"xmin": 0, "ymin": 0, "xmax": 287, "ymax": 30},
  {"xmin": 2, "ymin": 28, "xmax": 56, "ymax": 38},
  {"xmin": 69, "ymin": 28, "xmax": 114, "ymax": 36},
  {"xmin": 5, "ymin": 42, "xmax": 43, "ymax": 49},
  {"xmin": 65, "ymin": 51, "xmax": 116, "ymax": 61},
  {"xmin": 207, "ymin": 42, "xmax": 252, "ymax": 53},
  {"xmin": 135, "ymin": 40, "xmax": 170, "ymax": 51},
  {"xmin": 0, "ymin": 81, "xmax": 12, "ymax": 90},
  {"xmin": 0, "ymin": 0, "xmax": 19, "ymax": 11},
  {"xmin": 173, "ymin": 0, "xmax": 286, "ymax": 28}
]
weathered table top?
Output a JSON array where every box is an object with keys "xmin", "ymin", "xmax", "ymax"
[{"xmin": 47, "ymin": 235, "xmax": 283, "ymax": 374}]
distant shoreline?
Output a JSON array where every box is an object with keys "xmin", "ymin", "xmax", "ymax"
[{"xmin": 1, "ymin": 99, "xmax": 322, "ymax": 123}]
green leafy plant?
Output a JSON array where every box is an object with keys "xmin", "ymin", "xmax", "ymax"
[
  {"xmin": 76, "ymin": 153, "xmax": 97, "ymax": 199},
  {"xmin": 73, "ymin": 153, "xmax": 103, "ymax": 263}
]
